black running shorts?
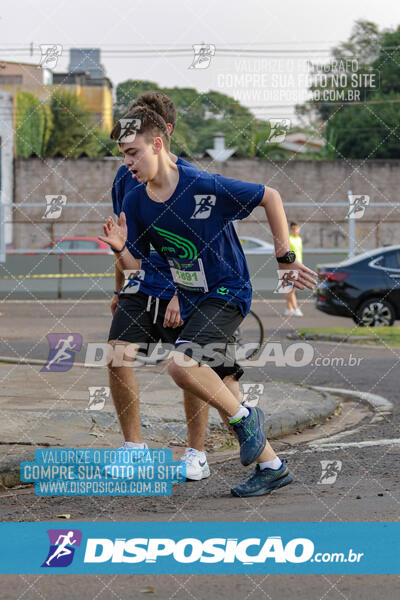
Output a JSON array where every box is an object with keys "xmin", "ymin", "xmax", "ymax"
[
  {"xmin": 108, "ymin": 292, "xmax": 244, "ymax": 380},
  {"xmin": 173, "ymin": 297, "xmax": 244, "ymax": 380}
]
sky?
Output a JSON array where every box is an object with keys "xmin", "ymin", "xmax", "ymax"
[{"xmin": 1, "ymin": 0, "xmax": 400, "ymax": 120}]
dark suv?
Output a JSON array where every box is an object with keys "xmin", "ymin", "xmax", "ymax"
[{"xmin": 314, "ymin": 246, "xmax": 400, "ymax": 326}]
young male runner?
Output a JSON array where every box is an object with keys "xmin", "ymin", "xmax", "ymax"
[
  {"xmin": 108, "ymin": 92, "xmax": 243, "ymax": 480},
  {"xmin": 100, "ymin": 106, "xmax": 318, "ymax": 497}
]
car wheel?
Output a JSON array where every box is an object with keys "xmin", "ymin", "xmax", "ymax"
[{"xmin": 355, "ymin": 298, "xmax": 395, "ymax": 327}]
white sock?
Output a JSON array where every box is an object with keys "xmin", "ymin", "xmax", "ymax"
[
  {"xmin": 229, "ymin": 405, "xmax": 250, "ymax": 423},
  {"xmin": 123, "ymin": 441, "xmax": 148, "ymax": 449},
  {"xmin": 258, "ymin": 457, "xmax": 282, "ymax": 470}
]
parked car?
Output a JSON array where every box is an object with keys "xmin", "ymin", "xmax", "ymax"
[
  {"xmin": 39, "ymin": 237, "xmax": 113, "ymax": 255},
  {"xmin": 239, "ymin": 236, "xmax": 274, "ymax": 254},
  {"xmin": 314, "ymin": 245, "xmax": 400, "ymax": 326}
]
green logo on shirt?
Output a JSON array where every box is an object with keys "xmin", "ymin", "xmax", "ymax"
[
  {"xmin": 153, "ymin": 226, "xmax": 198, "ymax": 260},
  {"xmin": 217, "ymin": 286, "xmax": 230, "ymax": 296}
]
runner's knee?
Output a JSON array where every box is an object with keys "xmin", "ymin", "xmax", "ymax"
[
  {"xmin": 167, "ymin": 352, "xmax": 200, "ymax": 387},
  {"xmin": 107, "ymin": 340, "xmax": 140, "ymax": 369}
]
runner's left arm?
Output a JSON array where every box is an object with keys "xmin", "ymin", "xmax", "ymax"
[
  {"xmin": 259, "ymin": 187, "xmax": 317, "ymax": 290},
  {"xmin": 215, "ymin": 174, "xmax": 318, "ymax": 291}
]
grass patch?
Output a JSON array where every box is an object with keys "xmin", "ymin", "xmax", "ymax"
[{"xmin": 297, "ymin": 326, "xmax": 400, "ymax": 347}]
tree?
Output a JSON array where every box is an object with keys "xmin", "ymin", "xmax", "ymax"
[
  {"xmin": 112, "ymin": 80, "xmax": 294, "ymax": 160},
  {"xmin": 297, "ymin": 19, "xmax": 400, "ymax": 158},
  {"xmin": 46, "ymin": 90, "xmax": 99, "ymax": 157},
  {"xmin": 15, "ymin": 92, "xmax": 53, "ymax": 158}
]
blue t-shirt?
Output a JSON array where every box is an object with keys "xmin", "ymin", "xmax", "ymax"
[
  {"xmin": 122, "ymin": 164, "xmax": 265, "ymax": 320},
  {"xmin": 112, "ymin": 157, "xmax": 193, "ymax": 299}
]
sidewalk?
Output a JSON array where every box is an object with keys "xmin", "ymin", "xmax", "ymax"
[{"xmin": 0, "ymin": 361, "xmax": 339, "ymax": 487}]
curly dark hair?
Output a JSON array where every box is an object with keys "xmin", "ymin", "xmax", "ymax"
[{"xmin": 129, "ymin": 92, "xmax": 176, "ymax": 130}]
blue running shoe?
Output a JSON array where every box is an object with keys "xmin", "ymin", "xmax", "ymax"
[
  {"xmin": 230, "ymin": 406, "xmax": 266, "ymax": 466},
  {"xmin": 231, "ymin": 460, "xmax": 293, "ymax": 497}
]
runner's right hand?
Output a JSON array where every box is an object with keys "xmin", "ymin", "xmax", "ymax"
[{"xmin": 99, "ymin": 212, "xmax": 127, "ymax": 251}]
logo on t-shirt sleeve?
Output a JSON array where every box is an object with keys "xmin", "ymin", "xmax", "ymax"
[{"xmin": 191, "ymin": 195, "xmax": 216, "ymax": 219}]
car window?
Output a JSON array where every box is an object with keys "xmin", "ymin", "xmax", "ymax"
[
  {"xmin": 240, "ymin": 239, "xmax": 260, "ymax": 250},
  {"xmin": 383, "ymin": 250, "xmax": 400, "ymax": 270},
  {"xmin": 72, "ymin": 240, "xmax": 99, "ymax": 250},
  {"xmin": 372, "ymin": 255, "xmax": 384, "ymax": 267},
  {"xmin": 337, "ymin": 247, "xmax": 399, "ymax": 266},
  {"xmin": 53, "ymin": 240, "xmax": 73, "ymax": 251}
]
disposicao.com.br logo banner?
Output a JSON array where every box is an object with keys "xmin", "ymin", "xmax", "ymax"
[{"xmin": 0, "ymin": 522, "xmax": 399, "ymax": 574}]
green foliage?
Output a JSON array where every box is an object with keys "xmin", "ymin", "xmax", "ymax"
[
  {"xmin": 299, "ymin": 19, "xmax": 400, "ymax": 158},
  {"xmin": 374, "ymin": 27, "xmax": 400, "ymax": 95},
  {"xmin": 113, "ymin": 80, "xmax": 294, "ymax": 160},
  {"xmin": 15, "ymin": 92, "xmax": 53, "ymax": 158},
  {"xmin": 46, "ymin": 90, "xmax": 99, "ymax": 158},
  {"xmin": 85, "ymin": 126, "xmax": 121, "ymax": 157},
  {"xmin": 14, "ymin": 78, "xmax": 303, "ymax": 159},
  {"xmin": 324, "ymin": 94, "xmax": 400, "ymax": 158},
  {"xmin": 41, "ymin": 103, "xmax": 54, "ymax": 155},
  {"xmin": 114, "ymin": 80, "xmax": 160, "ymax": 121}
]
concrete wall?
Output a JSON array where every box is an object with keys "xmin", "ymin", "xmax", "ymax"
[{"xmin": 13, "ymin": 157, "xmax": 400, "ymax": 250}]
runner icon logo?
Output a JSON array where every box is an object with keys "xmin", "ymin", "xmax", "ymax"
[
  {"xmin": 346, "ymin": 195, "xmax": 370, "ymax": 219},
  {"xmin": 39, "ymin": 45, "xmax": 62, "ymax": 69},
  {"xmin": 267, "ymin": 119, "xmax": 291, "ymax": 143},
  {"xmin": 188, "ymin": 44, "xmax": 215, "ymax": 70},
  {"xmin": 117, "ymin": 118, "xmax": 142, "ymax": 143},
  {"xmin": 318, "ymin": 460, "xmax": 342, "ymax": 484},
  {"xmin": 274, "ymin": 270, "xmax": 299, "ymax": 294},
  {"xmin": 43, "ymin": 195, "xmax": 67, "ymax": 220},
  {"xmin": 87, "ymin": 386, "xmax": 110, "ymax": 411},
  {"xmin": 191, "ymin": 195, "xmax": 216, "ymax": 219},
  {"xmin": 121, "ymin": 270, "xmax": 146, "ymax": 294},
  {"xmin": 242, "ymin": 383, "xmax": 264, "ymax": 407},
  {"xmin": 41, "ymin": 333, "xmax": 82, "ymax": 372},
  {"xmin": 42, "ymin": 529, "xmax": 82, "ymax": 568}
]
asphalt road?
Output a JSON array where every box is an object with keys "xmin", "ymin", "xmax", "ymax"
[{"xmin": 0, "ymin": 299, "xmax": 399, "ymax": 598}]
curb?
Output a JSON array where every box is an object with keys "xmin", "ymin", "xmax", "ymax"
[
  {"xmin": 0, "ymin": 454, "xmax": 31, "ymax": 489},
  {"xmin": 309, "ymin": 385, "xmax": 393, "ymax": 418},
  {"xmin": 263, "ymin": 388, "xmax": 339, "ymax": 439},
  {"xmin": 0, "ymin": 388, "xmax": 340, "ymax": 489},
  {"xmin": 287, "ymin": 333, "xmax": 377, "ymax": 343}
]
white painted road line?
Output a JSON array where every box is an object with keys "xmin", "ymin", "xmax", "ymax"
[{"xmin": 309, "ymin": 438, "xmax": 400, "ymax": 450}]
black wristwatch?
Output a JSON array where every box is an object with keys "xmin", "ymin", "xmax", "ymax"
[{"xmin": 276, "ymin": 250, "xmax": 296, "ymax": 264}]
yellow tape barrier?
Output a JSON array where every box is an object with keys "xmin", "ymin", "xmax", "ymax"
[{"xmin": 1, "ymin": 273, "xmax": 113, "ymax": 279}]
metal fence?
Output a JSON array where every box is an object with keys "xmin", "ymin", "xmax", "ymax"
[
  {"xmin": 0, "ymin": 250, "xmax": 347, "ymax": 300},
  {"xmin": 1, "ymin": 193, "xmax": 399, "ymax": 298}
]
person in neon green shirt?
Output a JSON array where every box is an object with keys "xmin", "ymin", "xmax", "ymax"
[{"xmin": 286, "ymin": 222, "xmax": 304, "ymax": 317}]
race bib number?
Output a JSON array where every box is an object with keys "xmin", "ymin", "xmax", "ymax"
[
  {"xmin": 168, "ymin": 258, "xmax": 208, "ymax": 292},
  {"xmin": 121, "ymin": 269, "xmax": 145, "ymax": 294}
]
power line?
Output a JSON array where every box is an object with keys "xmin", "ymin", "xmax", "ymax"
[
  {"xmin": 0, "ymin": 46, "xmax": 334, "ymax": 56},
  {"xmin": 249, "ymin": 98, "xmax": 400, "ymax": 108}
]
